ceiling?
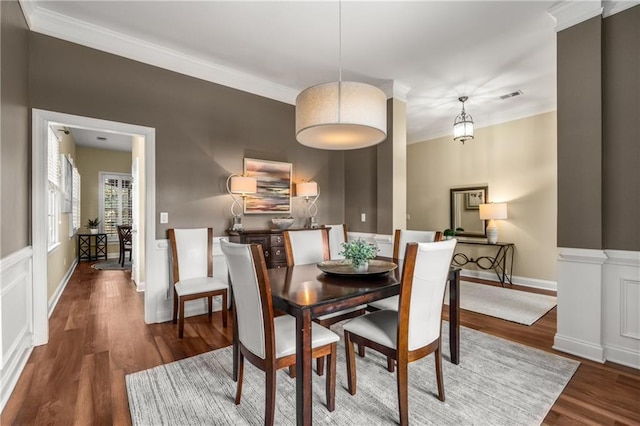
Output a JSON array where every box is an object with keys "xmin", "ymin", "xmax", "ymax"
[{"xmin": 23, "ymin": 1, "xmax": 562, "ymax": 145}]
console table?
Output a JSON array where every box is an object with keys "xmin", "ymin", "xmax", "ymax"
[
  {"xmin": 77, "ymin": 233, "xmax": 108, "ymax": 262},
  {"xmin": 451, "ymin": 240, "xmax": 514, "ymax": 286}
]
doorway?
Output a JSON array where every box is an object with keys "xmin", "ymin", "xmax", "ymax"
[{"xmin": 31, "ymin": 109, "xmax": 156, "ymax": 345}]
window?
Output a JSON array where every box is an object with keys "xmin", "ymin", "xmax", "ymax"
[
  {"xmin": 47, "ymin": 126, "xmax": 60, "ymax": 249},
  {"xmin": 99, "ymin": 172, "xmax": 133, "ymax": 241},
  {"xmin": 71, "ymin": 165, "xmax": 81, "ymax": 236}
]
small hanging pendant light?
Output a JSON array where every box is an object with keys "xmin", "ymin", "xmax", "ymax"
[{"xmin": 453, "ymin": 96, "xmax": 474, "ymax": 143}]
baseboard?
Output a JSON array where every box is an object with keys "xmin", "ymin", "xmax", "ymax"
[
  {"xmin": 604, "ymin": 343, "xmax": 640, "ymax": 370},
  {"xmin": 461, "ymin": 269, "xmax": 557, "ymax": 291},
  {"xmin": 48, "ymin": 258, "xmax": 78, "ymax": 318},
  {"xmin": 553, "ymin": 333, "xmax": 605, "ymax": 363},
  {"xmin": 156, "ymin": 298, "xmax": 225, "ymax": 324},
  {"xmin": 0, "ymin": 329, "xmax": 33, "ymax": 412}
]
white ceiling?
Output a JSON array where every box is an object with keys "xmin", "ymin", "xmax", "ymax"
[{"xmin": 24, "ymin": 1, "xmax": 564, "ymax": 144}]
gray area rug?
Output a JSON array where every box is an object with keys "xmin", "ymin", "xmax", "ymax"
[
  {"xmin": 91, "ymin": 260, "xmax": 131, "ymax": 271},
  {"xmin": 445, "ymin": 281, "xmax": 557, "ymax": 326},
  {"xmin": 126, "ymin": 323, "xmax": 578, "ymax": 425}
]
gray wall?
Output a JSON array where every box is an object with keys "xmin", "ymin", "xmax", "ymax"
[
  {"xmin": 557, "ymin": 5, "xmax": 640, "ymax": 251},
  {"xmin": 602, "ymin": 6, "xmax": 640, "ymax": 250},
  {"xmin": 0, "ymin": 0, "xmax": 30, "ymax": 257},
  {"xmin": 28, "ymin": 33, "xmax": 358, "ymax": 239}
]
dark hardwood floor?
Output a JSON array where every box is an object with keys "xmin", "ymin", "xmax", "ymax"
[{"xmin": 2, "ymin": 263, "xmax": 639, "ymax": 425}]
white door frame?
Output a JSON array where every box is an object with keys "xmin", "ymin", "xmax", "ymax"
[{"xmin": 31, "ymin": 109, "xmax": 156, "ymax": 345}]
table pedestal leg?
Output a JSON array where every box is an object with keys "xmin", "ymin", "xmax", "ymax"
[{"xmin": 449, "ymin": 269, "xmax": 460, "ymax": 365}]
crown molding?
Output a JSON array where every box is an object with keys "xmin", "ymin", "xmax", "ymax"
[
  {"xmin": 20, "ymin": 1, "xmax": 300, "ymax": 105},
  {"xmin": 603, "ymin": 0, "xmax": 640, "ymax": 17},
  {"xmin": 380, "ymin": 81, "xmax": 411, "ymax": 102},
  {"xmin": 547, "ymin": 1, "xmax": 604, "ymax": 32}
]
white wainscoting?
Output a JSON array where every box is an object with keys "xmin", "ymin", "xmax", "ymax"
[
  {"xmin": 0, "ymin": 247, "xmax": 34, "ymax": 411},
  {"xmin": 555, "ymin": 248, "xmax": 640, "ymax": 369}
]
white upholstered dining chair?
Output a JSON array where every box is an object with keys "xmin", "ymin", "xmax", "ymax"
[
  {"xmin": 368, "ymin": 229, "xmax": 442, "ymax": 311},
  {"xmin": 325, "ymin": 224, "xmax": 348, "ymax": 260},
  {"xmin": 343, "ymin": 239, "xmax": 457, "ymax": 426},
  {"xmin": 220, "ymin": 240, "xmax": 339, "ymax": 425},
  {"xmin": 283, "ymin": 228, "xmax": 367, "ymax": 375},
  {"xmin": 167, "ymin": 228, "xmax": 228, "ymax": 338}
]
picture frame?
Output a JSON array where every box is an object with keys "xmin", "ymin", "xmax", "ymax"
[
  {"xmin": 243, "ymin": 158, "xmax": 292, "ymax": 214},
  {"xmin": 465, "ymin": 190, "xmax": 484, "ymax": 210}
]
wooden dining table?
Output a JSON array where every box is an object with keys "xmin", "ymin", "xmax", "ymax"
[{"xmin": 232, "ymin": 257, "xmax": 461, "ymax": 426}]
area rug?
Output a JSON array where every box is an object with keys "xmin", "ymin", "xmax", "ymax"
[
  {"xmin": 91, "ymin": 260, "xmax": 131, "ymax": 271},
  {"xmin": 445, "ymin": 281, "xmax": 557, "ymax": 326},
  {"xmin": 126, "ymin": 323, "xmax": 578, "ymax": 425}
]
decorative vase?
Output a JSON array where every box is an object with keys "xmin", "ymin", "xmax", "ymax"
[
  {"xmin": 90, "ymin": 228, "xmax": 98, "ymax": 234},
  {"xmin": 353, "ymin": 262, "xmax": 369, "ymax": 273}
]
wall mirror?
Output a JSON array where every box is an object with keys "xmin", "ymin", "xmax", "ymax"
[{"xmin": 450, "ymin": 186, "xmax": 488, "ymax": 237}]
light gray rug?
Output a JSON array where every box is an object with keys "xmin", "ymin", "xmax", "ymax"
[
  {"xmin": 126, "ymin": 323, "xmax": 578, "ymax": 425},
  {"xmin": 445, "ymin": 281, "xmax": 557, "ymax": 326}
]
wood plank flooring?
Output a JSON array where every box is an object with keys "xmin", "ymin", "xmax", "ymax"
[{"xmin": 2, "ymin": 264, "xmax": 639, "ymax": 425}]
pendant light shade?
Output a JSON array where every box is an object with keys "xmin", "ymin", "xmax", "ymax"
[
  {"xmin": 453, "ymin": 96, "xmax": 474, "ymax": 143},
  {"xmin": 296, "ymin": 81, "xmax": 387, "ymax": 150}
]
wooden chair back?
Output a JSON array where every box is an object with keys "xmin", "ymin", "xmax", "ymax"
[
  {"xmin": 325, "ymin": 224, "xmax": 348, "ymax": 260},
  {"xmin": 392, "ymin": 229, "xmax": 439, "ymax": 260},
  {"xmin": 283, "ymin": 228, "xmax": 330, "ymax": 266},
  {"xmin": 168, "ymin": 228, "xmax": 213, "ymax": 284}
]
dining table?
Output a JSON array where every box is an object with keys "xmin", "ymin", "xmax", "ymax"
[{"xmin": 232, "ymin": 256, "xmax": 461, "ymax": 426}]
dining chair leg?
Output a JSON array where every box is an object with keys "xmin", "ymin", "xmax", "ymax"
[
  {"xmin": 326, "ymin": 343, "xmax": 337, "ymax": 412},
  {"xmin": 397, "ymin": 356, "xmax": 409, "ymax": 426},
  {"xmin": 207, "ymin": 296, "xmax": 213, "ymax": 318},
  {"xmin": 344, "ymin": 331, "xmax": 357, "ymax": 395},
  {"xmin": 358, "ymin": 344, "xmax": 365, "ymax": 357},
  {"xmin": 435, "ymin": 344, "xmax": 445, "ymax": 402},
  {"xmin": 235, "ymin": 353, "xmax": 244, "ymax": 404},
  {"xmin": 178, "ymin": 298, "xmax": 186, "ymax": 338},
  {"xmin": 265, "ymin": 366, "xmax": 277, "ymax": 426},
  {"xmin": 387, "ymin": 356, "xmax": 395, "ymax": 372},
  {"xmin": 172, "ymin": 291, "xmax": 178, "ymax": 324},
  {"xmin": 288, "ymin": 365, "xmax": 296, "ymax": 378},
  {"xmin": 316, "ymin": 357, "xmax": 325, "ymax": 376},
  {"xmin": 222, "ymin": 292, "xmax": 228, "ymax": 328}
]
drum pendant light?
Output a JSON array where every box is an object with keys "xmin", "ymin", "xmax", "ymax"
[{"xmin": 295, "ymin": 1, "xmax": 387, "ymax": 150}]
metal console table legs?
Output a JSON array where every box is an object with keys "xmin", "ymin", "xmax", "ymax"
[{"xmin": 451, "ymin": 241, "xmax": 514, "ymax": 286}]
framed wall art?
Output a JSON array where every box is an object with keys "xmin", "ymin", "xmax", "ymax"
[
  {"xmin": 243, "ymin": 158, "xmax": 292, "ymax": 214},
  {"xmin": 464, "ymin": 189, "xmax": 484, "ymax": 210}
]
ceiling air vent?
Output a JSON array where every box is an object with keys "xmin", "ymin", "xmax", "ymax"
[{"xmin": 499, "ymin": 90, "xmax": 523, "ymax": 100}]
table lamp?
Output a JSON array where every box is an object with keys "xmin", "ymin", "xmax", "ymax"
[
  {"xmin": 226, "ymin": 174, "xmax": 257, "ymax": 230},
  {"xmin": 297, "ymin": 181, "xmax": 320, "ymax": 229},
  {"xmin": 479, "ymin": 202, "xmax": 507, "ymax": 244}
]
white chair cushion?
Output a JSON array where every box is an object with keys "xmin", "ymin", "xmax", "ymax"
[
  {"xmin": 395, "ymin": 230, "xmax": 437, "ymax": 260},
  {"xmin": 287, "ymin": 230, "xmax": 326, "ymax": 265},
  {"xmin": 343, "ymin": 310, "xmax": 398, "ymax": 349},
  {"xmin": 317, "ymin": 304, "xmax": 367, "ymax": 321},
  {"xmin": 367, "ymin": 296, "xmax": 399, "ymax": 311},
  {"xmin": 274, "ymin": 315, "xmax": 339, "ymax": 358},
  {"xmin": 326, "ymin": 224, "xmax": 346, "ymax": 260},
  {"xmin": 175, "ymin": 277, "xmax": 228, "ymax": 297}
]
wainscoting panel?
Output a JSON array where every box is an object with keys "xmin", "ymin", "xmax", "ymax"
[
  {"xmin": 556, "ymin": 248, "xmax": 640, "ymax": 369},
  {"xmin": 0, "ymin": 247, "xmax": 35, "ymax": 411}
]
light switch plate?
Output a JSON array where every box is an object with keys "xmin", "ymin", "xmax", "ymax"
[
  {"xmin": 160, "ymin": 212, "xmax": 168, "ymax": 224},
  {"xmin": 361, "ymin": 213, "xmax": 366, "ymax": 222}
]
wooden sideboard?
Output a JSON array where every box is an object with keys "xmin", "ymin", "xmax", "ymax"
[{"xmin": 226, "ymin": 229, "xmax": 291, "ymax": 268}]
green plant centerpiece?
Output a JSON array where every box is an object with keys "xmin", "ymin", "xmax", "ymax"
[
  {"xmin": 339, "ymin": 238, "xmax": 378, "ymax": 272},
  {"xmin": 443, "ymin": 227, "xmax": 464, "ymax": 239},
  {"xmin": 87, "ymin": 217, "xmax": 101, "ymax": 234}
]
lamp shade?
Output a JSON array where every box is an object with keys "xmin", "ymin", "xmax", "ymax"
[
  {"xmin": 229, "ymin": 176, "xmax": 257, "ymax": 195},
  {"xmin": 296, "ymin": 181, "xmax": 318, "ymax": 197},
  {"xmin": 479, "ymin": 203, "xmax": 508, "ymax": 220},
  {"xmin": 295, "ymin": 81, "xmax": 387, "ymax": 150}
]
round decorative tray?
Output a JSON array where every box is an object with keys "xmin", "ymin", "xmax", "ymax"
[{"xmin": 317, "ymin": 259, "xmax": 398, "ymax": 276}]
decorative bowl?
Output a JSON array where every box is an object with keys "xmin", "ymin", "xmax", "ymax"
[{"xmin": 272, "ymin": 218, "xmax": 295, "ymax": 230}]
